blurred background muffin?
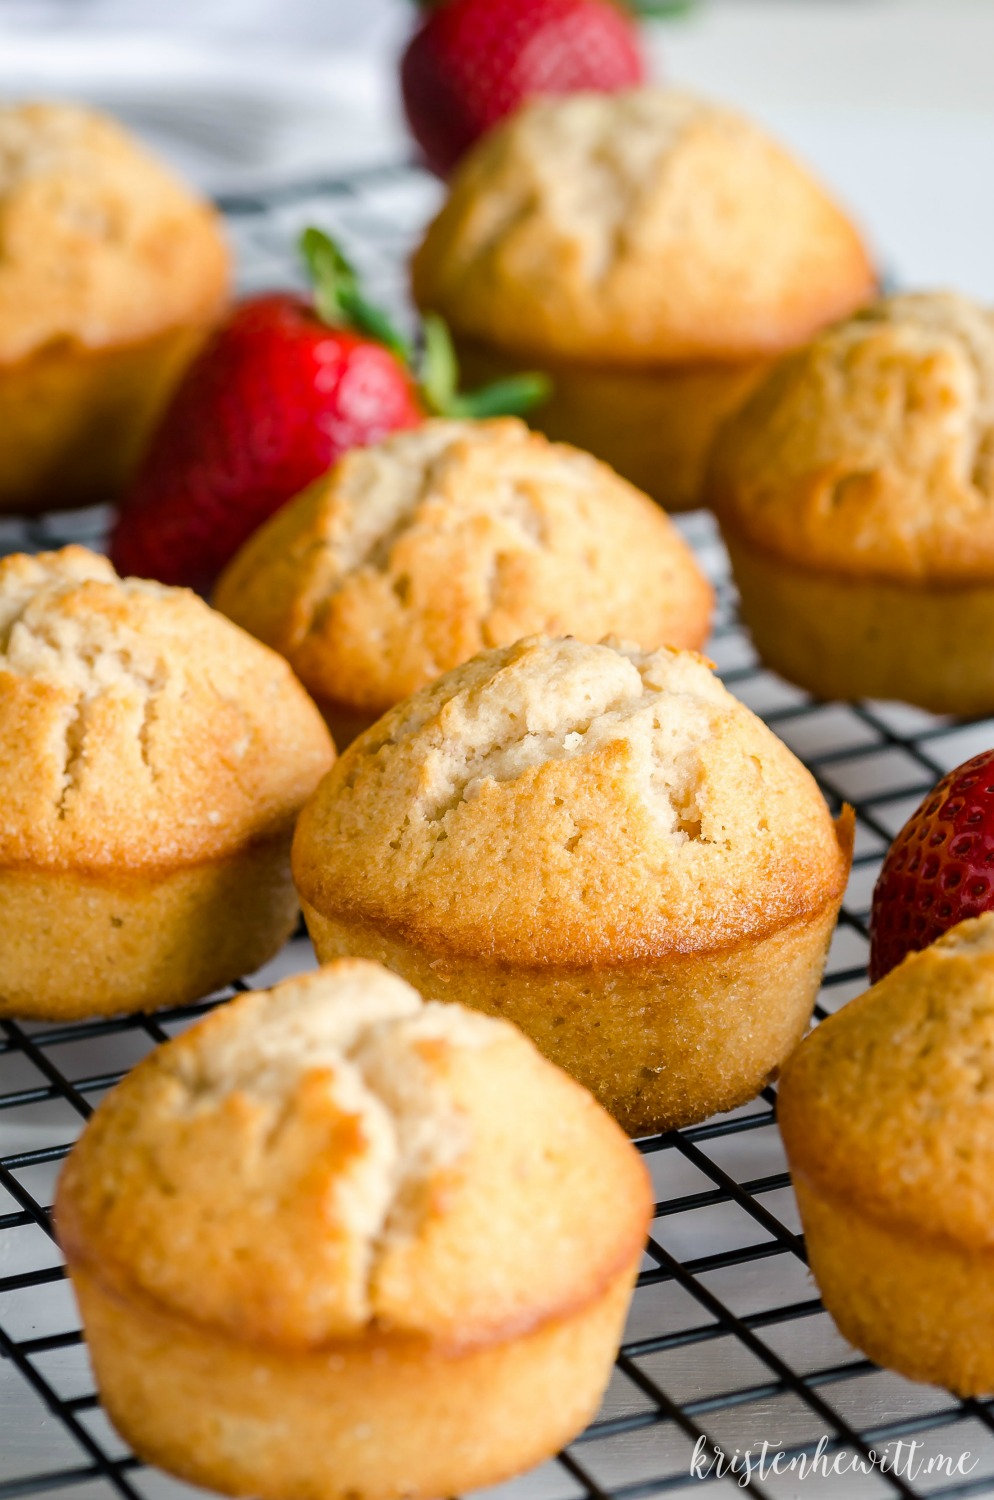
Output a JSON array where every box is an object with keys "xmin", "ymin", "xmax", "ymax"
[
  {"xmin": 413, "ymin": 87, "xmax": 875, "ymax": 512},
  {"xmin": 0, "ymin": 102, "xmax": 230, "ymax": 514}
]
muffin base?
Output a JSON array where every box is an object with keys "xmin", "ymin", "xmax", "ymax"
[
  {"xmin": 455, "ymin": 337, "xmax": 767, "ymax": 512},
  {"xmin": 725, "ymin": 529, "xmax": 994, "ymax": 715},
  {"xmin": 794, "ymin": 1177, "xmax": 994, "ymax": 1396},
  {"xmin": 70, "ymin": 1259, "xmax": 637, "ymax": 1500},
  {"xmin": 0, "ymin": 323, "xmax": 212, "ymax": 514},
  {"xmin": 0, "ymin": 837, "xmax": 299, "ymax": 1021},
  {"xmin": 303, "ymin": 898, "xmax": 843, "ymax": 1136}
]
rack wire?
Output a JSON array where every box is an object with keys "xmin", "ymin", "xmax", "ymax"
[{"xmin": 3, "ymin": 162, "xmax": 994, "ymax": 1500}]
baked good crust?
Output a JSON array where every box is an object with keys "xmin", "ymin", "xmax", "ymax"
[
  {"xmin": 214, "ymin": 419, "xmax": 713, "ymax": 721},
  {"xmin": 709, "ymin": 292, "xmax": 994, "ymax": 584},
  {"xmin": 0, "ymin": 548, "xmax": 333, "ymax": 870},
  {"xmin": 780, "ymin": 916, "xmax": 994, "ymax": 1249},
  {"xmin": 412, "ymin": 88, "xmax": 874, "ymax": 367},
  {"xmin": 293, "ymin": 637, "xmax": 852, "ymax": 1132},
  {"xmin": 71, "ymin": 1259, "xmax": 637, "ymax": 1500},
  {"xmin": 0, "ymin": 547, "xmax": 334, "ymax": 1018},
  {"xmin": 711, "ymin": 293, "xmax": 994, "ymax": 710},
  {"xmin": 0, "ymin": 102, "xmax": 229, "ymax": 511},
  {"xmin": 453, "ymin": 338, "xmax": 769, "ymax": 512},
  {"xmin": 0, "ymin": 324, "xmax": 212, "ymax": 514},
  {"xmin": 57, "ymin": 963, "xmax": 649, "ymax": 1347},
  {"xmin": 57, "ymin": 961, "xmax": 651, "ymax": 1495},
  {"xmin": 723, "ymin": 526, "xmax": 994, "ymax": 716},
  {"xmin": 292, "ymin": 637, "xmax": 850, "ymax": 966},
  {"xmin": 304, "ymin": 896, "xmax": 846, "ymax": 1136},
  {"xmin": 779, "ymin": 915, "xmax": 994, "ymax": 1394},
  {"xmin": 0, "ymin": 103, "xmax": 229, "ymax": 364},
  {"xmin": 792, "ymin": 1180, "xmax": 994, "ymax": 1397},
  {"xmin": 0, "ymin": 843, "xmax": 299, "ymax": 1020}
]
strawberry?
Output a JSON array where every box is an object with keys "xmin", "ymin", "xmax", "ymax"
[
  {"xmin": 401, "ymin": 0, "xmax": 646, "ymax": 178},
  {"xmin": 869, "ymin": 749, "xmax": 994, "ymax": 981},
  {"xmin": 110, "ymin": 231, "xmax": 547, "ymax": 591},
  {"xmin": 111, "ymin": 295, "xmax": 420, "ymax": 591}
]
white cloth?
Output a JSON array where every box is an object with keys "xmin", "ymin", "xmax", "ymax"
[{"xmin": 0, "ymin": 0, "xmax": 408, "ymax": 187}]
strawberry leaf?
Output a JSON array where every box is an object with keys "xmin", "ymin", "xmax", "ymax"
[
  {"xmin": 419, "ymin": 313, "xmax": 460, "ymax": 413},
  {"xmin": 300, "ymin": 227, "xmax": 356, "ymax": 322},
  {"xmin": 299, "ymin": 228, "xmax": 412, "ymax": 361},
  {"xmin": 419, "ymin": 313, "xmax": 551, "ymax": 418},
  {"xmin": 338, "ymin": 289, "xmax": 413, "ymax": 363},
  {"xmin": 625, "ymin": 0, "xmax": 698, "ymax": 13},
  {"xmin": 300, "ymin": 236, "xmax": 550, "ymax": 420},
  {"xmin": 447, "ymin": 374, "xmax": 553, "ymax": 419}
]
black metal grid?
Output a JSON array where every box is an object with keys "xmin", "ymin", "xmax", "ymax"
[{"xmin": 3, "ymin": 163, "xmax": 994, "ymax": 1500}]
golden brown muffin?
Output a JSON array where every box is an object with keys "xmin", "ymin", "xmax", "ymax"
[
  {"xmin": 56, "ymin": 958, "xmax": 651, "ymax": 1500},
  {"xmin": 779, "ymin": 914, "xmax": 994, "ymax": 1396},
  {"xmin": 413, "ymin": 88, "xmax": 874, "ymax": 511},
  {"xmin": 709, "ymin": 292, "xmax": 994, "ymax": 714},
  {"xmin": 0, "ymin": 547, "xmax": 334, "ymax": 1020},
  {"xmin": 0, "ymin": 102, "xmax": 230, "ymax": 513},
  {"xmin": 215, "ymin": 418, "xmax": 713, "ymax": 745},
  {"xmin": 293, "ymin": 636, "xmax": 852, "ymax": 1135}
]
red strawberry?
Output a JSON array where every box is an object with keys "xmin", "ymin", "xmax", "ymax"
[
  {"xmin": 111, "ymin": 293, "xmax": 422, "ymax": 590},
  {"xmin": 869, "ymin": 749, "xmax": 994, "ymax": 982},
  {"xmin": 111, "ymin": 231, "xmax": 548, "ymax": 591},
  {"xmin": 401, "ymin": 0, "xmax": 646, "ymax": 178}
]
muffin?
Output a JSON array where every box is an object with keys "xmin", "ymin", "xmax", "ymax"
[
  {"xmin": 215, "ymin": 418, "xmax": 713, "ymax": 745},
  {"xmin": 779, "ymin": 913, "xmax": 994, "ymax": 1396},
  {"xmin": 56, "ymin": 959, "xmax": 652, "ymax": 1500},
  {"xmin": 293, "ymin": 636, "xmax": 852, "ymax": 1135},
  {"xmin": 0, "ymin": 547, "xmax": 334, "ymax": 1021},
  {"xmin": 412, "ymin": 88, "xmax": 874, "ymax": 511},
  {"xmin": 0, "ymin": 102, "xmax": 230, "ymax": 513},
  {"xmin": 709, "ymin": 292, "xmax": 994, "ymax": 714}
]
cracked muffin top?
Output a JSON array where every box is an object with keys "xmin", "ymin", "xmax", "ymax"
[
  {"xmin": 779, "ymin": 914, "xmax": 994, "ymax": 1249},
  {"xmin": 0, "ymin": 547, "xmax": 334, "ymax": 869},
  {"xmin": 293, "ymin": 637, "xmax": 851, "ymax": 965},
  {"xmin": 0, "ymin": 102, "xmax": 229, "ymax": 363},
  {"xmin": 411, "ymin": 88, "xmax": 874, "ymax": 367},
  {"xmin": 56, "ymin": 958, "xmax": 651, "ymax": 1351},
  {"xmin": 708, "ymin": 293, "xmax": 994, "ymax": 583},
  {"xmin": 214, "ymin": 419, "xmax": 713, "ymax": 717}
]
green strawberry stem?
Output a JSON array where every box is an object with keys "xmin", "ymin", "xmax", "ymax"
[
  {"xmin": 627, "ymin": 0, "xmax": 697, "ymax": 15},
  {"xmin": 301, "ymin": 227, "xmax": 413, "ymax": 362},
  {"xmin": 299, "ymin": 227, "xmax": 550, "ymax": 420},
  {"xmin": 420, "ymin": 314, "xmax": 550, "ymax": 419}
]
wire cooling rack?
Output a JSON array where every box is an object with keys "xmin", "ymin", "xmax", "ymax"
[{"xmin": 4, "ymin": 162, "xmax": 994, "ymax": 1500}]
